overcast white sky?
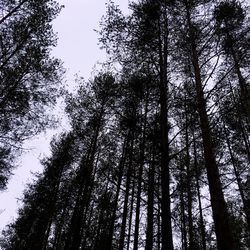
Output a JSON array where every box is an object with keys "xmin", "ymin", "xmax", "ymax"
[{"xmin": 0, "ymin": 0, "xmax": 129, "ymax": 231}]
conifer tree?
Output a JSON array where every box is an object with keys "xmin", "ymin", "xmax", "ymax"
[
  {"xmin": 173, "ymin": 1, "xmax": 237, "ymax": 248},
  {"xmin": 0, "ymin": 0, "xmax": 63, "ymax": 189},
  {"xmin": 214, "ymin": 0, "xmax": 250, "ymax": 124},
  {"xmin": 0, "ymin": 133, "xmax": 76, "ymax": 250},
  {"xmin": 1, "ymin": 0, "xmax": 250, "ymax": 249}
]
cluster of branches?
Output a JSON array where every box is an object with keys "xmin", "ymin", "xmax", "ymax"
[
  {"xmin": 1, "ymin": 0, "xmax": 250, "ymax": 250},
  {"xmin": 0, "ymin": 0, "xmax": 63, "ymax": 189}
]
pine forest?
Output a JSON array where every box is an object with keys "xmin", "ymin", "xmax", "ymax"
[{"xmin": 0, "ymin": 0, "xmax": 249, "ymax": 249}]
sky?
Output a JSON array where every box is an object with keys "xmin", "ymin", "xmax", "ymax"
[{"xmin": 0, "ymin": 0, "xmax": 129, "ymax": 232}]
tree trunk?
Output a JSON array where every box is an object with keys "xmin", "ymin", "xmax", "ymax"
[
  {"xmin": 157, "ymin": 11, "xmax": 174, "ymax": 250},
  {"xmin": 145, "ymin": 144, "xmax": 156, "ymax": 250},
  {"xmin": 184, "ymin": 2, "xmax": 237, "ymax": 249},
  {"xmin": 225, "ymin": 24, "xmax": 250, "ymax": 124},
  {"xmin": 118, "ymin": 133, "xmax": 134, "ymax": 250},
  {"xmin": 224, "ymin": 123, "xmax": 250, "ymax": 232},
  {"xmin": 64, "ymin": 107, "xmax": 104, "ymax": 250},
  {"xmin": 127, "ymin": 178, "xmax": 135, "ymax": 250},
  {"xmin": 193, "ymin": 133, "xmax": 206, "ymax": 250},
  {"xmin": 133, "ymin": 95, "xmax": 148, "ymax": 250},
  {"xmin": 228, "ymin": 80, "xmax": 250, "ymax": 162},
  {"xmin": 180, "ymin": 167, "xmax": 188, "ymax": 250},
  {"xmin": 93, "ymin": 172, "xmax": 112, "ymax": 250},
  {"xmin": 157, "ymin": 176, "xmax": 161, "ymax": 250},
  {"xmin": 105, "ymin": 135, "xmax": 129, "ymax": 250},
  {"xmin": 184, "ymin": 99, "xmax": 195, "ymax": 250}
]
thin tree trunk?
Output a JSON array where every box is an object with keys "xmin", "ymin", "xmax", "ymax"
[
  {"xmin": 223, "ymin": 123, "xmax": 250, "ymax": 232},
  {"xmin": 157, "ymin": 177, "xmax": 161, "ymax": 250},
  {"xmin": 193, "ymin": 133, "xmax": 206, "ymax": 250},
  {"xmin": 133, "ymin": 95, "xmax": 148, "ymax": 250},
  {"xmin": 180, "ymin": 167, "xmax": 188, "ymax": 250},
  {"xmin": 65, "ymin": 107, "xmax": 104, "ymax": 250},
  {"xmin": 80, "ymin": 151, "xmax": 101, "ymax": 249},
  {"xmin": 228, "ymin": 80, "xmax": 250, "ymax": 162},
  {"xmin": 184, "ymin": 98, "xmax": 195, "ymax": 249},
  {"xmin": 127, "ymin": 178, "xmax": 135, "ymax": 250},
  {"xmin": 105, "ymin": 135, "xmax": 129, "ymax": 250},
  {"xmin": 93, "ymin": 171, "xmax": 111, "ymax": 250},
  {"xmin": 25, "ymin": 136, "xmax": 73, "ymax": 250},
  {"xmin": 81, "ymin": 199, "xmax": 95, "ymax": 249},
  {"xmin": 158, "ymin": 11, "xmax": 174, "ymax": 250},
  {"xmin": 69, "ymin": 169, "xmax": 93, "ymax": 250},
  {"xmin": 145, "ymin": 145, "xmax": 156, "ymax": 250},
  {"xmin": 118, "ymin": 133, "xmax": 134, "ymax": 250},
  {"xmin": 225, "ymin": 24, "xmax": 250, "ymax": 123},
  {"xmin": 52, "ymin": 207, "xmax": 67, "ymax": 250}
]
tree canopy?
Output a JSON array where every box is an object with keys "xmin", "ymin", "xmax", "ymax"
[{"xmin": 0, "ymin": 0, "xmax": 249, "ymax": 249}]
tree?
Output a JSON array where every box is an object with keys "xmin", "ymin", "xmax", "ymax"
[
  {"xmin": 2, "ymin": 0, "xmax": 249, "ymax": 249},
  {"xmin": 63, "ymin": 73, "xmax": 118, "ymax": 250},
  {"xmin": 214, "ymin": 0, "xmax": 250, "ymax": 124},
  {"xmin": 0, "ymin": 132, "xmax": 76, "ymax": 250},
  {"xmin": 172, "ymin": 0, "xmax": 238, "ymax": 248},
  {"xmin": 99, "ymin": 1, "xmax": 176, "ymax": 248},
  {"xmin": 0, "ymin": 0, "xmax": 63, "ymax": 189}
]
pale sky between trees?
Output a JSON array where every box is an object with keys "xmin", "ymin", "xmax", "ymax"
[
  {"xmin": 1, "ymin": 0, "xmax": 250, "ymax": 249},
  {"xmin": 0, "ymin": 0, "xmax": 129, "ymax": 231}
]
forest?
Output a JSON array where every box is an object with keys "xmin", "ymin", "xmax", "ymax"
[{"xmin": 0, "ymin": 0, "xmax": 249, "ymax": 249}]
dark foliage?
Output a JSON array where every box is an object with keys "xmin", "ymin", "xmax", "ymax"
[{"xmin": 1, "ymin": 0, "xmax": 249, "ymax": 249}]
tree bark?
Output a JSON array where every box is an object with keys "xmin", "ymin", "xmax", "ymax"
[
  {"xmin": 127, "ymin": 178, "xmax": 135, "ymax": 250},
  {"xmin": 133, "ymin": 95, "xmax": 148, "ymax": 250},
  {"xmin": 193, "ymin": 133, "xmax": 206, "ymax": 250},
  {"xmin": 118, "ymin": 133, "xmax": 134, "ymax": 250},
  {"xmin": 180, "ymin": 167, "xmax": 188, "ymax": 250},
  {"xmin": 184, "ymin": 99, "xmax": 195, "ymax": 250},
  {"xmin": 157, "ymin": 11, "xmax": 174, "ymax": 250},
  {"xmin": 145, "ymin": 145, "xmax": 155, "ymax": 250}
]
